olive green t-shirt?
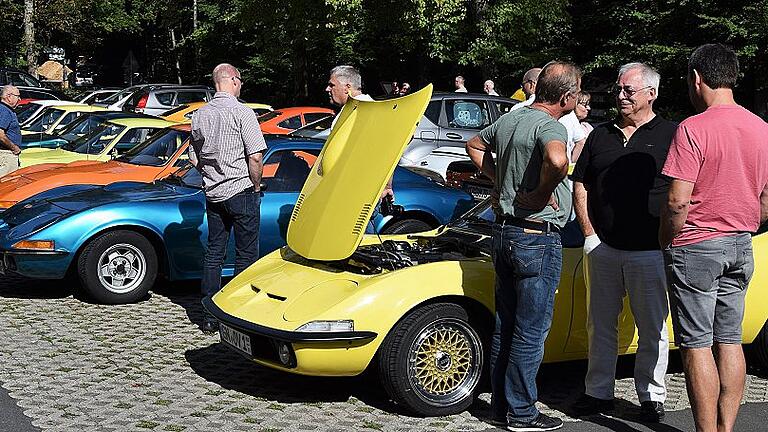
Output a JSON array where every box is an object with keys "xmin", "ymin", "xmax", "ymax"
[{"xmin": 479, "ymin": 106, "xmax": 571, "ymax": 227}]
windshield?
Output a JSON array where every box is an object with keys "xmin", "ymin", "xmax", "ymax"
[
  {"xmin": 100, "ymin": 87, "xmax": 135, "ymax": 104},
  {"xmin": 58, "ymin": 115, "xmax": 108, "ymax": 142},
  {"xmin": 15, "ymin": 103, "xmax": 41, "ymax": 124},
  {"xmin": 162, "ymin": 162, "xmax": 202, "ymax": 188},
  {"xmin": 257, "ymin": 111, "xmax": 282, "ymax": 123},
  {"xmin": 24, "ymin": 108, "xmax": 65, "ymax": 132},
  {"xmin": 62, "ymin": 123, "xmax": 126, "ymax": 154},
  {"xmin": 290, "ymin": 115, "xmax": 333, "ymax": 137},
  {"xmin": 116, "ymin": 129, "xmax": 190, "ymax": 166}
]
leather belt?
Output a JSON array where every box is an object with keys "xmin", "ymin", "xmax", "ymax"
[{"xmin": 495, "ymin": 215, "xmax": 560, "ymax": 233}]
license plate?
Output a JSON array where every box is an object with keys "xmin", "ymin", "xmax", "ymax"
[
  {"xmin": 464, "ymin": 184, "xmax": 491, "ymax": 201},
  {"xmin": 220, "ymin": 324, "xmax": 252, "ymax": 356}
]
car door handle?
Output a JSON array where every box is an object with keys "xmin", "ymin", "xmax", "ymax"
[{"xmin": 446, "ymin": 132, "xmax": 462, "ymax": 140}]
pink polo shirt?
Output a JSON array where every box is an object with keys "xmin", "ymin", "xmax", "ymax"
[{"xmin": 662, "ymin": 104, "xmax": 768, "ymax": 247}]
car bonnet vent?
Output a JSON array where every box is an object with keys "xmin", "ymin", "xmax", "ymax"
[
  {"xmin": 352, "ymin": 204, "xmax": 373, "ymax": 235},
  {"xmin": 290, "ymin": 193, "xmax": 306, "ymax": 222}
]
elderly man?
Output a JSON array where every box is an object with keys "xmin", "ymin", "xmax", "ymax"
[
  {"xmin": 467, "ymin": 61, "xmax": 581, "ymax": 432},
  {"xmin": 571, "ymin": 62, "xmax": 677, "ymax": 422},
  {"xmin": 0, "ymin": 85, "xmax": 22, "ymax": 177},
  {"xmin": 660, "ymin": 44, "xmax": 768, "ymax": 432},
  {"xmin": 190, "ymin": 63, "xmax": 266, "ymax": 333},
  {"xmin": 454, "ymin": 75, "xmax": 468, "ymax": 92},
  {"xmin": 484, "ymin": 80, "xmax": 499, "ymax": 96},
  {"xmin": 325, "ymin": 65, "xmax": 372, "ymax": 108}
]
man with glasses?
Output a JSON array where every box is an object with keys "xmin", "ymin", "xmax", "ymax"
[
  {"xmin": 0, "ymin": 85, "xmax": 22, "ymax": 177},
  {"xmin": 571, "ymin": 62, "xmax": 677, "ymax": 422},
  {"xmin": 190, "ymin": 64, "xmax": 266, "ymax": 333}
]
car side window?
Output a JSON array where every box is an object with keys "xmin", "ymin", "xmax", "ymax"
[
  {"xmin": 277, "ymin": 115, "xmax": 303, "ymax": 130},
  {"xmin": 56, "ymin": 112, "xmax": 79, "ymax": 129},
  {"xmin": 444, "ymin": 100, "xmax": 490, "ymax": 130},
  {"xmin": 495, "ymin": 101, "xmax": 516, "ymax": 116},
  {"xmin": 262, "ymin": 149, "xmax": 320, "ymax": 192},
  {"xmin": 304, "ymin": 112, "xmax": 331, "ymax": 124},
  {"xmin": 424, "ymin": 100, "xmax": 441, "ymax": 125},
  {"xmin": 156, "ymin": 92, "xmax": 174, "ymax": 106},
  {"xmin": 115, "ymin": 128, "xmax": 156, "ymax": 152}
]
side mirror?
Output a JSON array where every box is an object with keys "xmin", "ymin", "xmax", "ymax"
[
  {"xmin": 110, "ymin": 148, "xmax": 119, "ymax": 159},
  {"xmin": 259, "ymin": 181, "xmax": 268, "ymax": 191}
]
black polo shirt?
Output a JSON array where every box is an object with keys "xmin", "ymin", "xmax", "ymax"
[{"xmin": 571, "ymin": 115, "xmax": 677, "ymax": 251}]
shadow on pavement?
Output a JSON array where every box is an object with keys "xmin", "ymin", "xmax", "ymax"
[{"xmin": 0, "ymin": 274, "xmax": 73, "ymax": 300}]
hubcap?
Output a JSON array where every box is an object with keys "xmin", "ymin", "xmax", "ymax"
[
  {"xmin": 407, "ymin": 317, "xmax": 482, "ymax": 407},
  {"xmin": 97, "ymin": 243, "xmax": 146, "ymax": 294}
]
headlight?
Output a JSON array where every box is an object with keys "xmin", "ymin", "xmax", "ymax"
[
  {"xmin": 295, "ymin": 320, "xmax": 354, "ymax": 333},
  {"xmin": 12, "ymin": 240, "xmax": 55, "ymax": 251}
]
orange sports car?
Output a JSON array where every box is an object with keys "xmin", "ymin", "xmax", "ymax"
[
  {"xmin": 257, "ymin": 106, "xmax": 334, "ymax": 135},
  {"xmin": 0, "ymin": 124, "xmax": 192, "ymax": 211}
]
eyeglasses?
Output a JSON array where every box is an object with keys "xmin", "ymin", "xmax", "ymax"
[
  {"xmin": 232, "ymin": 76, "xmax": 243, "ymax": 84},
  {"xmin": 611, "ymin": 85, "xmax": 652, "ymax": 97},
  {"xmin": 578, "ymin": 101, "xmax": 591, "ymax": 108},
  {"xmin": 8, "ymin": 93, "xmax": 20, "ymax": 98},
  {"xmin": 523, "ymin": 79, "xmax": 537, "ymax": 86}
]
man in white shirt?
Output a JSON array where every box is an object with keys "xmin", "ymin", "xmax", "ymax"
[
  {"xmin": 454, "ymin": 75, "xmax": 468, "ymax": 92},
  {"xmin": 484, "ymin": 80, "xmax": 499, "ymax": 96}
]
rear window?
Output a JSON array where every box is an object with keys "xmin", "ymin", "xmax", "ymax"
[
  {"xmin": 155, "ymin": 92, "xmax": 174, "ymax": 105},
  {"xmin": 258, "ymin": 111, "xmax": 282, "ymax": 123},
  {"xmin": 175, "ymin": 91, "xmax": 207, "ymax": 104},
  {"xmin": 277, "ymin": 115, "xmax": 302, "ymax": 130}
]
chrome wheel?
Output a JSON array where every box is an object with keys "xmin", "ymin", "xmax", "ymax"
[
  {"xmin": 96, "ymin": 243, "xmax": 147, "ymax": 294},
  {"xmin": 407, "ymin": 317, "xmax": 483, "ymax": 406}
]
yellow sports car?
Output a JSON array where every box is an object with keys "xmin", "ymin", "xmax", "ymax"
[
  {"xmin": 161, "ymin": 101, "xmax": 273, "ymax": 123},
  {"xmin": 21, "ymin": 104, "xmax": 108, "ymax": 136},
  {"xmin": 20, "ymin": 117, "xmax": 175, "ymax": 167},
  {"xmin": 205, "ymin": 87, "xmax": 768, "ymax": 417}
]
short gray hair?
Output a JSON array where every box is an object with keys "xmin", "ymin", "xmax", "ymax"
[
  {"xmin": 618, "ymin": 62, "xmax": 660, "ymax": 96},
  {"xmin": 0, "ymin": 85, "xmax": 15, "ymax": 98},
  {"xmin": 212, "ymin": 63, "xmax": 239, "ymax": 85},
  {"xmin": 330, "ymin": 65, "xmax": 362, "ymax": 90}
]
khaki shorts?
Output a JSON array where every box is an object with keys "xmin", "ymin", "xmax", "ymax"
[{"xmin": 0, "ymin": 151, "xmax": 19, "ymax": 177}]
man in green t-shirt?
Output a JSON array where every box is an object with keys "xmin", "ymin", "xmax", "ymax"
[{"xmin": 466, "ymin": 61, "xmax": 580, "ymax": 432}]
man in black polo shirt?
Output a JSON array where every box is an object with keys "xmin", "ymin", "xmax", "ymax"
[{"xmin": 571, "ymin": 62, "xmax": 676, "ymax": 422}]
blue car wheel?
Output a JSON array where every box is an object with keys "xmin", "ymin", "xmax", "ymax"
[{"xmin": 77, "ymin": 230, "xmax": 158, "ymax": 304}]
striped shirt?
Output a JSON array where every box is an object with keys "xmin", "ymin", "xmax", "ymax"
[{"xmin": 190, "ymin": 92, "xmax": 267, "ymax": 202}]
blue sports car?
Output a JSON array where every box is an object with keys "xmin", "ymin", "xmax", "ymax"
[{"xmin": 0, "ymin": 138, "xmax": 473, "ymax": 304}]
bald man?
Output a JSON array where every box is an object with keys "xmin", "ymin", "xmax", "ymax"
[
  {"xmin": 0, "ymin": 85, "xmax": 22, "ymax": 177},
  {"xmin": 484, "ymin": 80, "xmax": 499, "ymax": 96},
  {"xmin": 190, "ymin": 64, "xmax": 266, "ymax": 333}
]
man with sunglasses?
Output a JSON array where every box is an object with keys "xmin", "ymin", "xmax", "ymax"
[
  {"xmin": 571, "ymin": 62, "xmax": 677, "ymax": 422},
  {"xmin": 190, "ymin": 64, "xmax": 266, "ymax": 333},
  {"xmin": 0, "ymin": 85, "xmax": 22, "ymax": 177}
]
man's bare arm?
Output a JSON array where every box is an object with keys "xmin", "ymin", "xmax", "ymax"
[
  {"xmin": 571, "ymin": 137, "xmax": 586, "ymax": 163},
  {"xmin": 0, "ymin": 129, "xmax": 20, "ymax": 155},
  {"xmin": 659, "ymin": 179, "xmax": 694, "ymax": 248},
  {"xmin": 247, "ymin": 152, "xmax": 264, "ymax": 191},
  {"xmin": 466, "ymin": 135, "xmax": 495, "ymax": 182},
  {"xmin": 573, "ymin": 181, "xmax": 595, "ymax": 236},
  {"xmin": 515, "ymin": 140, "xmax": 568, "ymax": 211}
]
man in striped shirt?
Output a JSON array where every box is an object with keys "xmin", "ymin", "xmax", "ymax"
[{"xmin": 190, "ymin": 63, "xmax": 267, "ymax": 333}]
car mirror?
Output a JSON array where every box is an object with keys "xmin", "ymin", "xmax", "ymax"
[
  {"xmin": 110, "ymin": 148, "xmax": 119, "ymax": 159},
  {"xmin": 260, "ymin": 181, "xmax": 268, "ymax": 191}
]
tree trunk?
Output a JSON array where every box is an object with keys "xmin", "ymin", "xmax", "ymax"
[
  {"xmin": 23, "ymin": 0, "xmax": 36, "ymax": 75},
  {"xmin": 170, "ymin": 28, "xmax": 182, "ymax": 84}
]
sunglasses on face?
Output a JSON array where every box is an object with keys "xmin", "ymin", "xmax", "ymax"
[{"xmin": 611, "ymin": 85, "xmax": 652, "ymax": 97}]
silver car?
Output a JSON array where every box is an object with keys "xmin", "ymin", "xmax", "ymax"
[{"xmin": 122, "ymin": 85, "xmax": 215, "ymax": 116}]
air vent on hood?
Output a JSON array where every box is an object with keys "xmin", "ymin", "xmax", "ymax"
[
  {"xmin": 352, "ymin": 204, "xmax": 373, "ymax": 236},
  {"xmin": 290, "ymin": 193, "xmax": 305, "ymax": 223}
]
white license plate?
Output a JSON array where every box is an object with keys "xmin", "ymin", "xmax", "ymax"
[{"xmin": 220, "ymin": 324, "xmax": 252, "ymax": 356}]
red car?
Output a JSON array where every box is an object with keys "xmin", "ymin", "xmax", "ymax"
[{"xmin": 257, "ymin": 106, "xmax": 334, "ymax": 135}]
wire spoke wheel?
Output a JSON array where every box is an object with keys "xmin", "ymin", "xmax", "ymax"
[{"xmin": 406, "ymin": 317, "xmax": 482, "ymax": 406}]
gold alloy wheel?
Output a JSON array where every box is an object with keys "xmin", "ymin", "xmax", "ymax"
[{"xmin": 407, "ymin": 317, "xmax": 482, "ymax": 406}]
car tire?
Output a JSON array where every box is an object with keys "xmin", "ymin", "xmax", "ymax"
[
  {"xmin": 77, "ymin": 230, "xmax": 158, "ymax": 304},
  {"xmin": 378, "ymin": 303, "xmax": 484, "ymax": 416},
  {"xmin": 382, "ymin": 219, "xmax": 432, "ymax": 234},
  {"xmin": 753, "ymin": 320, "xmax": 768, "ymax": 369}
]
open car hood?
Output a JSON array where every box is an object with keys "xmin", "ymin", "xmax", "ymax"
[{"xmin": 286, "ymin": 85, "xmax": 433, "ymax": 261}]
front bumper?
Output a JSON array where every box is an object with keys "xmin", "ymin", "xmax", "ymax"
[
  {"xmin": 0, "ymin": 249, "xmax": 71, "ymax": 279},
  {"xmin": 202, "ymin": 296, "xmax": 379, "ymax": 375}
]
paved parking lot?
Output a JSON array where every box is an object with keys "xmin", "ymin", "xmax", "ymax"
[{"xmin": 1, "ymin": 275, "xmax": 767, "ymax": 432}]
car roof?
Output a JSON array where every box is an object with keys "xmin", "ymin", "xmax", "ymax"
[
  {"xmin": 28, "ymin": 100, "xmax": 82, "ymax": 107},
  {"xmin": 107, "ymin": 118, "xmax": 176, "ymax": 128},
  {"xmin": 265, "ymin": 136, "xmax": 325, "ymax": 151},
  {"xmin": 50, "ymin": 104, "xmax": 104, "ymax": 112},
  {"xmin": 169, "ymin": 123, "xmax": 191, "ymax": 131},
  {"xmin": 431, "ymin": 91, "xmax": 517, "ymax": 101}
]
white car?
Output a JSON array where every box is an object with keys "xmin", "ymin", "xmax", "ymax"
[{"xmin": 76, "ymin": 89, "xmax": 120, "ymax": 105}]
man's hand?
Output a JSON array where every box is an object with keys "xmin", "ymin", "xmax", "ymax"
[
  {"xmin": 583, "ymin": 234, "xmax": 601, "ymax": 254},
  {"xmin": 11, "ymin": 145, "xmax": 20, "ymax": 156},
  {"xmin": 380, "ymin": 186, "xmax": 394, "ymax": 200},
  {"xmin": 514, "ymin": 190, "xmax": 559, "ymax": 212}
]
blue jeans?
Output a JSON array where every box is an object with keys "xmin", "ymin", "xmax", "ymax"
[
  {"xmin": 202, "ymin": 189, "xmax": 261, "ymax": 298},
  {"xmin": 490, "ymin": 223, "xmax": 562, "ymax": 423}
]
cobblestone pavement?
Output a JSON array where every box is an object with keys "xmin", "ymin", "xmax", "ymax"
[{"xmin": 1, "ymin": 275, "xmax": 767, "ymax": 432}]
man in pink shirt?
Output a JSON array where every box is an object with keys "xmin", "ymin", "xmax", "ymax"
[{"xmin": 659, "ymin": 44, "xmax": 768, "ymax": 432}]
